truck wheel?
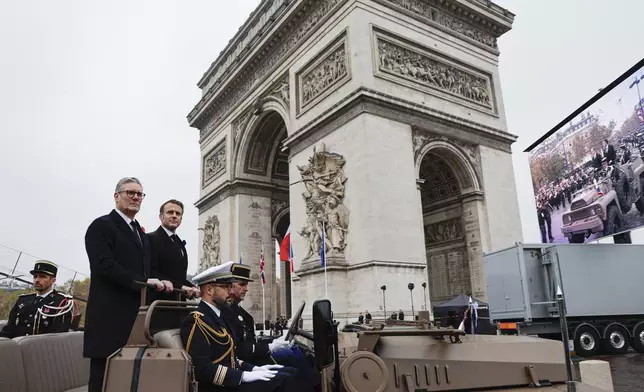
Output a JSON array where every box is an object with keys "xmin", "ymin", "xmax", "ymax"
[
  {"xmin": 603, "ymin": 205, "xmax": 623, "ymax": 236},
  {"xmin": 631, "ymin": 323, "xmax": 644, "ymax": 353},
  {"xmin": 635, "ymin": 197, "xmax": 644, "ymax": 214},
  {"xmin": 569, "ymin": 234, "xmax": 585, "ymax": 243},
  {"xmin": 574, "ymin": 326, "xmax": 600, "ymax": 357},
  {"xmin": 603, "ymin": 324, "xmax": 630, "ymax": 354}
]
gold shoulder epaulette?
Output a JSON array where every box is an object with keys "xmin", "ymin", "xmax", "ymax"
[{"xmin": 190, "ymin": 311, "xmax": 205, "ymax": 317}]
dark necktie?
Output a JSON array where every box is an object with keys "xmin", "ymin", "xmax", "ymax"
[
  {"xmin": 171, "ymin": 234, "xmax": 185, "ymax": 256},
  {"xmin": 130, "ymin": 221, "xmax": 142, "ymax": 246}
]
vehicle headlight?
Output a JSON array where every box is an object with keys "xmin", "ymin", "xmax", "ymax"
[{"xmin": 563, "ymin": 214, "xmax": 572, "ymax": 224}]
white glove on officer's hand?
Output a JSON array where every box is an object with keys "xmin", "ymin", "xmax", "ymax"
[
  {"xmin": 268, "ymin": 339, "xmax": 290, "ymax": 353},
  {"xmin": 252, "ymin": 364, "xmax": 283, "ymax": 371},
  {"xmin": 241, "ymin": 369, "xmax": 277, "ymax": 383}
]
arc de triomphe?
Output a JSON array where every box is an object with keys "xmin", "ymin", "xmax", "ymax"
[{"xmin": 187, "ymin": 0, "xmax": 523, "ymax": 324}]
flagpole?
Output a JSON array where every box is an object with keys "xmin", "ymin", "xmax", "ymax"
[
  {"xmin": 262, "ymin": 285, "xmax": 266, "ymax": 331},
  {"xmin": 261, "ymin": 245, "xmax": 266, "ymax": 329},
  {"xmin": 322, "ymin": 222, "xmax": 328, "ymax": 299}
]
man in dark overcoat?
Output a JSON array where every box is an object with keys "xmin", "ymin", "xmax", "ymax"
[
  {"xmin": 147, "ymin": 199, "xmax": 200, "ymax": 331},
  {"xmin": 83, "ymin": 177, "xmax": 172, "ymax": 392}
]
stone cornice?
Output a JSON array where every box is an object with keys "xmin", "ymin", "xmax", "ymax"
[
  {"xmin": 372, "ymin": 0, "xmax": 513, "ymax": 53},
  {"xmin": 188, "ymin": 0, "xmax": 513, "ymax": 133},
  {"xmin": 187, "ymin": 0, "xmax": 348, "ymax": 131},
  {"xmin": 195, "ymin": 178, "xmax": 288, "ymax": 213},
  {"xmin": 196, "ymin": 0, "xmax": 292, "ymax": 89},
  {"xmin": 282, "ymin": 86, "xmax": 517, "ymax": 156},
  {"xmin": 295, "ymin": 260, "xmax": 427, "ymax": 277}
]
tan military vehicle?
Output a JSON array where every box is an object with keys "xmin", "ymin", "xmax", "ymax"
[{"xmin": 0, "ymin": 283, "xmax": 608, "ymax": 391}]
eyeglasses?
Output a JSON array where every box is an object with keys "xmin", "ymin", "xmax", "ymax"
[{"xmin": 119, "ymin": 190, "xmax": 146, "ymax": 199}]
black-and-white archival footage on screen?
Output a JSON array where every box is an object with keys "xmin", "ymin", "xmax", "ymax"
[{"xmin": 530, "ymin": 62, "xmax": 644, "ymax": 244}]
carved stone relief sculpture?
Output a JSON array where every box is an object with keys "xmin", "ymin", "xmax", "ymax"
[
  {"xmin": 296, "ymin": 32, "xmax": 350, "ymax": 115},
  {"xmin": 202, "ymin": 138, "xmax": 227, "ymax": 187},
  {"xmin": 194, "ymin": 0, "xmax": 346, "ymax": 139},
  {"xmin": 199, "ymin": 215, "xmax": 222, "ymax": 272},
  {"xmin": 267, "ymin": 75, "xmax": 290, "ymax": 108},
  {"xmin": 375, "ymin": 0, "xmax": 499, "ymax": 49},
  {"xmin": 412, "ymin": 131, "xmax": 478, "ymax": 168},
  {"xmin": 374, "ymin": 29, "xmax": 495, "ymax": 112},
  {"xmin": 297, "ymin": 144, "xmax": 349, "ymax": 261},
  {"xmin": 271, "ymin": 199, "xmax": 289, "ymax": 219},
  {"xmin": 424, "ymin": 217, "xmax": 464, "ymax": 246}
]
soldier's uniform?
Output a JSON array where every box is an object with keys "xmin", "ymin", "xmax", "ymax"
[
  {"xmin": 180, "ymin": 262, "xmax": 298, "ymax": 392},
  {"xmin": 221, "ymin": 265, "xmax": 270, "ymax": 363},
  {"xmin": 222, "ymin": 264, "xmax": 319, "ymax": 392},
  {"xmin": 0, "ymin": 261, "xmax": 75, "ymax": 339}
]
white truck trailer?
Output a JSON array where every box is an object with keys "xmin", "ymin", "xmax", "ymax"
[{"xmin": 484, "ymin": 242, "xmax": 644, "ymax": 357}]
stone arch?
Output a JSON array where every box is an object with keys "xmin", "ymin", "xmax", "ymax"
[
  {"xmin": 415, "ymin": 140, "xmax": 481, "ymax": 196},
  {"xmin": 234, "ymin": 110, "xmax": 289, "ymax": 181},
  {"xmin": 417, "ymin": 140, "xmax": 486, "ymax": 306},
  {"xmin": 272, "ymin": 206, "xmax": 290, "ymax": 241}
]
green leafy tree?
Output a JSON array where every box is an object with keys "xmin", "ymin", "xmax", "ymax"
[
  {"xmin": 588, "ymin": 120, "xmax": 616, "ymax": 149},
  {"xmin": 0, "ymin": 289, "xmax": 31, "ymax": 320},
  {"xmin": 541, "ymin": 152, "xmax": 566, "ymax": 183},
  {"xmin": 570, "ymin": 136, "xmax": 588, "ymax": 165}
]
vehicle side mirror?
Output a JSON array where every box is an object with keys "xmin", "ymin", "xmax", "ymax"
[{"xmin": 312, "ymin": 299, "xmax": 335, "ymax": 370}]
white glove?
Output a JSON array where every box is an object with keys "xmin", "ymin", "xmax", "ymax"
[
  {"xmin": 252, "ymin": 364, "xmax": 283, "ymax": 371},
  {"xmin": 268, "ymin": 339, "xmax": 290, "ymax": 353},
  {"xmin": 241, "ymin": 369, "xmax": 277, "ymax": 383}
]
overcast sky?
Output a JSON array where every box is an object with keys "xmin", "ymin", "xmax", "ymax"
[{"xmin": 1, "ymin": 1, "xmax": 642, "ymax": 283}]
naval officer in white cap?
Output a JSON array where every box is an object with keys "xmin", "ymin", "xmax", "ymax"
[{"xmin": 180, "ymin": 261, "xmax": 299, "ymax": 392}]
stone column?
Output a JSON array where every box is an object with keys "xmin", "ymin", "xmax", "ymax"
[
  {"xmin": 462, "ymin": 193, "xmax": 487, "ymax": 300},
  {"xmin": 234, "ymin": 194, "xmax": 277, "ymax": 323}
]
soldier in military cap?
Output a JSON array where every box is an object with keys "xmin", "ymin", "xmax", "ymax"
[
  {"xmin": 0, "ymin": 260, "xmax": 75, "ymax": 338},
  {"xmin": 180, "ymin": 261, "xmax": 299, "ymax": 392},
  {"xmin": 222, "ymin": 263, "xmax": 319, "ymax": 392}
]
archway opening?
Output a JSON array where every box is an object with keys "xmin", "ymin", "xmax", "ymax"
[
  {"xmin": 242, "ymin": 110, "xmax": 292, "ymax": 319},
  {"xmin": 419, "ymin": 151, "xmax": 470, "ymax": 307}
]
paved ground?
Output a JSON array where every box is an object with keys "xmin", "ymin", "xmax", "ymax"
[{"xmin": 573, "ymin": 352, "xmax": 644, "ymax": 392}]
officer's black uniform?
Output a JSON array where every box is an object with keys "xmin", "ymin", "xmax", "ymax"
[
  {"xmin": 222, "ymin": 264, "xmax": 320, "ymax": 392},
  {"xmin": 0, "ymin": 261, "xmax": 75, "ymax": 338},
  {"xmin": 180, "ymin": 266, "xmax": 298, "ymax": 392}
]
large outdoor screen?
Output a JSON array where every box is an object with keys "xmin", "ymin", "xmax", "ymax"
[{"xmin": 527, "ymin": 58, "xmax": 644, "ymax": 244}]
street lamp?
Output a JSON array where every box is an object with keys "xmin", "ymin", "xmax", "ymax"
[
  {"xmin": 408, "ymin": 283, "xmax": 415, "ymax": 320},
  {"xmin": 380, "ymin": 285, "xmax": 387, "ymax": 319},
  {"xmin": 421, "ymin": 282, "xmax": 428, "ymax": 311}
]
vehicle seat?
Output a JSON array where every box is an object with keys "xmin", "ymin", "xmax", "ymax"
[
  {"xmin": 154, "ymin": 329, "xmax": 184, "ymax": 349},
  {"xmin": 0, "ymin": 337, "xmax": 28, "ymax": 392},
  {"xmin": 14, "ymin": 331, "xmax": 89, "ymax": 392}
]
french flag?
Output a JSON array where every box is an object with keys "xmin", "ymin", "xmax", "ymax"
[{"xmin": 280, "ymin": 225, "xmax": 294, "ymax": 272}]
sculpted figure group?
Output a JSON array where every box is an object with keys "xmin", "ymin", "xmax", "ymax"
[{"xmin": 297, "ymin": 145, "xmax": 350, "ymax": 262}]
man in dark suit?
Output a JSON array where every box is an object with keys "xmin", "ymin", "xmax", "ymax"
[
  {"xmin": 181, "ymin": 262, "xmax": 298, "ymax": 392},
  {"xmin": 84, "ymin": 177, "xmax": 173, "ymax": 392},
  {"xmin": 147, "ymin": 199, "xmax": 199, "ymax": 331},
  {"xmin": 0, "ymin": 260, "xmax": 75, "ymax": 338},
  {"xmin": 603, "ymin": 139, "xmax": 617, "ymax": 165}
]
